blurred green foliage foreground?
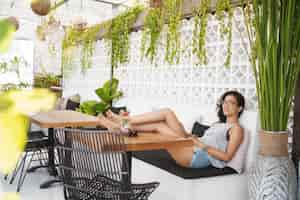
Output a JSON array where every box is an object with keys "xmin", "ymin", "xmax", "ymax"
[
  {"xmin": 0, "ymin": 89, "xmax": 56, "ymax": 174},
  {"xmin": 0, "ymin": 13, "xmax": 57, "ymax": 200}
]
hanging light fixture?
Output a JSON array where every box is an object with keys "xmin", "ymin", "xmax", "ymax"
[{"xmin": 30, "ymin": 0, "xmax": 69, "ymax": 16}]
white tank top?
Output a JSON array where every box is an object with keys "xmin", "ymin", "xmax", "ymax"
[{"xmin": 200, "ymin": 123, "xmax": 233, "ymax": 168}]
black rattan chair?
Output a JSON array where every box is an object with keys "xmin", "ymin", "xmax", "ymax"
[{"xmin": 55, "ymin": 128, "xmax": 159, "ymax": 200}]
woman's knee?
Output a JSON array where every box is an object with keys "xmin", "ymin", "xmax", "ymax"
[{"xmin": 160, "ymin": 108, "xmax": 175, "ymax": 116}]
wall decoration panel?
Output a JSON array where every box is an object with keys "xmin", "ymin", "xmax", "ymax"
[{"xmin": 63, "ymin": 7, "xmax": 257, "ymax": 110}]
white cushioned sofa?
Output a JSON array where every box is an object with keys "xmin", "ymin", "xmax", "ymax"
[{"xmin": 125, "ymin": 100, "xmax": 259, "ymax": 200}]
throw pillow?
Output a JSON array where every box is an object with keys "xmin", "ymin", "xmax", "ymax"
[
  {"xmin": 66, "ymin": 94, "xmax": 81, "ymax": 110},
  {"xmin": 65, "ymin": 99, "xmax": 79, "ymax": 110},
  {"xmin": 191, "ymin": 122, "xmax": 210, "ymax": 137}
]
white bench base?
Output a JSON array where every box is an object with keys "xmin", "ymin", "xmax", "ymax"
[{"xmin": 132, "ymin": 158, "xmax": 249, "ymax": 200}]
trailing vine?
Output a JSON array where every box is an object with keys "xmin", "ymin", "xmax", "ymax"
[
  {"xmin": 141, "ymin": 7, "xmax": 164, "ymax": 64},
  {"xmin": 192, "ymin": 0, "xmax": 211, "ymax": 65},
  {"xmin": 105, "ymin": 6, "xmax": 144, "ymax": 68},
  {"xmin": 163, "ymin": 0, "xmax": 182, "ymax": 65},
  {"xmin": 216, "ymin": 0, "xmax": 233, "ymax": 67},
  {"xmin": 36, "ymin": 15, "xmax": 60, "ymax": 57},
  {"xmin": 62, "ymin": 23, "xmax": 101, "ymax": 76}
]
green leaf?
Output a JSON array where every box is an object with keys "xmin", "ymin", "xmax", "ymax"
[
  {"xmin": 110, "ymin": 91, "xmax": 123, "ymax": 100},
  {"xmin": 103, "ymin": 78, "xmax": 119, "ymax": 95},
  {"xmin": 94, "ymin": 102, "xmax": 110, "ymax": 114},
  {"xmin": 0, "ymin": 113, "xmax": 28, "ymax": 174},
  {"xmin": 0, "ymin": 89, "xmax": 56, "ymax": 174},
  {"xmin": 78, "ymin": 100, "xmax": 98, "ymax": 116},
  {"xmin": 95, "ymin": 87, "xmax": 111, "ymax": 103},
  {"xmin": 0, "ymin": 19, "xmax": 16, "ymax": 53},
  {"xmin": 1, "ymin": 192, "xmax": 20, "ymax": 200},
  {"xmin": 243, "ymin": 0, "xmax": 300, "ymax": 131},
  {"xmin": 0, "ymin": 94, "xmax": 14, "ymax": 112}
]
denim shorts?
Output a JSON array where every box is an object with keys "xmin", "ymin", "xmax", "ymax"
[{"xmin": 190, "ymin": 148, "xmax": 211, "ymax": 168}]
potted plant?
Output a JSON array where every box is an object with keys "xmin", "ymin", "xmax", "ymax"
[
  {"xmin": 33, "ymin": 73, "xmax": 62, "ymax": 89},
  {"xmin": 77, "ymin": 78, "xmax": 123, "ymax": 116},
  {"xmin": 241, "ymin": 0, "xmax": 300, "ymax": 199}
]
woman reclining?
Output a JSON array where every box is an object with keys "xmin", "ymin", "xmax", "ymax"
[{"xmin": 98, "ymin": 90, "xmax": 245, "ymax": 170}]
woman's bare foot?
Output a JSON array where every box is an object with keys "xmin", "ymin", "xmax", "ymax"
[
  {"xmin": 97, "ymin": 114, "xmax": 121, "ymax": 131},
  {"xmin": 105, "ymin": 110, "xmax": 126, "ymax": 125}
]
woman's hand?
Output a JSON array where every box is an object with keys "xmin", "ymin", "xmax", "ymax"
[{"xmin": 191, "ymin": 135, "xmax": 207, "ymax": 149}]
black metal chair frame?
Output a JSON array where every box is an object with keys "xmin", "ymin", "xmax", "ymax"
[
  {"xmin": 55, "ymin": 128, "xmax": 159, "ymax": 200},
  {"xmin": 4, "ymin": 130, "xmax": 49, "ymax": 192}
]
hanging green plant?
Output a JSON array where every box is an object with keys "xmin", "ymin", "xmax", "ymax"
[
  {"xmin": 163, "ymin": 0, "xmax": 182, "ymax": 65},
  {"xmin": 36, "ymin": 15, "xmax": 60, "ymax": 41},
  {"xmin": 140, "ymin": 7, "xmax": 164, "ymax": 63},
  {"xmin": 104, "ymin": 6, "xmax": 144, "ymax": 69},
  {"xmin": 216, "ymin": 0, "xmax": 233, "ymax": 67},
  {"xmin": 192, "ymin": 0, "xmax": 211, "ymax": 65},
  {"xmin": 62, "ymin": 23, "xmax": 101, "ymax": 76}
]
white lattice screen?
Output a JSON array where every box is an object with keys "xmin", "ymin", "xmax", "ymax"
[{"xmin": 63, "ymin": 7, "xmax": 257, "ymax": 110}]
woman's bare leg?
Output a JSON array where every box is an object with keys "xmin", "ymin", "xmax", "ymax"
[
  {"xmin": 97, "ymin": 115, "xmax": 120, "ymax": 130},
  {"xmin": 99, "ymin": 115, "xmax": 195, "ymax": 167},
  {"xmin": 167, "ymin": 147, "xmax": 195, "ymax": 167},
  {"xmin": 130, "ymin": 122, "xmax": 183, "ymax": 137},
  {"xmin": 107, "ymin": 108, "xmax": 189, "ymax": 137}
]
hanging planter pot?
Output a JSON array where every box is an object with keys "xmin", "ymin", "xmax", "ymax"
[
  {"xmin": 150, "ymin": 0, "xmax": 162, "ymax": 8},
  {"xmin": 31, "ymin": 0, "xmax": 68, "ymax": 16},
  {"xmin": 31, "ymin": 0, "xmax": 51, "ymax": 16},
  {"xmin": 248, "ymin": 130, "xmax": 297, "ymax": 200}
]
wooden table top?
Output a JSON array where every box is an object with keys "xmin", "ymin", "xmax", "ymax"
[
  {"xmin": 124, "ymin": 133, "xmax": 193, "ymax": 151},
  {"xmin": 30, "ymin": 110, "xmax": 193, "ymax": 151},
  {"xmin": 30, "ymin": 110, "xmax": 102, "ymax": 128}
]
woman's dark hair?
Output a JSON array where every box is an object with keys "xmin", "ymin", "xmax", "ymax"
[{"xmin": 217, "ymin": 90, "xmax": 245, "ymax": 123}]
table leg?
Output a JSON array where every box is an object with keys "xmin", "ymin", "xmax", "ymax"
[
  {"xmin": 47, "ymin": 128, "xmax": 57, "ymax": 176},
  {"xmin": 121, "ymin": 152, "xmax": 132, "ymax": 200},
  {"xmin": 40, "ymin": 128, "xmax": 62, "ymax": 189},
  {"xmin": 126, "ymin": 152, "xmax": 132, "ymax": 181}
]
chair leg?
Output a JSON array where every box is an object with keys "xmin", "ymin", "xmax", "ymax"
[
  {"xmin": 9, "ymin": 153, "xmax": 26, "ymax": 184},
  {"xmin": 16, "ymin": 152, "xmax": 34, "ymax": 192},
  {"xmin": 38, "ymin": 149, "xmax": 43, "ymax": 166}
]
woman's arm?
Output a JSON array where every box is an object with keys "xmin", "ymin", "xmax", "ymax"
[{"xmin": 191, "ymin": 125, "xmax": 244, "ymax": 161}]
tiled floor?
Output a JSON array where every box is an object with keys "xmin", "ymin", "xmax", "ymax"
[{"xmin": 0, "ymin": 169, "xmax": 64, "ymax": 200}]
